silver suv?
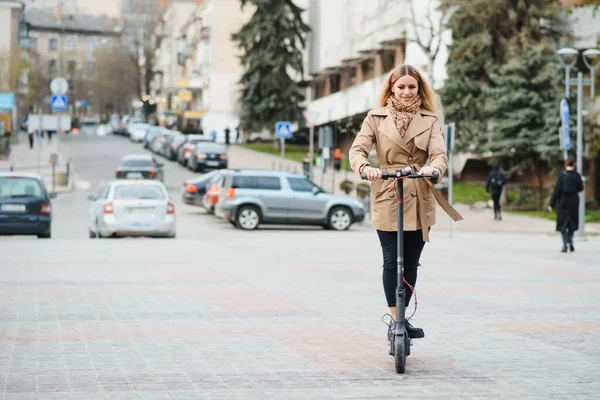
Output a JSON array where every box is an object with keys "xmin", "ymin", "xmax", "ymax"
[{"xmin": 215, "ymin": 169, "xmax": 365, "ymax": 230}]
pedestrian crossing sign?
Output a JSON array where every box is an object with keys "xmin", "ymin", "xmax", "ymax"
[
  {"xmin": 275, "ymin": 121, "xmax": 292, "ymax": 139},
  {"xmin": 51, "ymin": 95, "xmax": 68, "ymax": 111}
]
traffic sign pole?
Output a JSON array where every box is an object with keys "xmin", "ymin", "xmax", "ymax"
[
  {"xmin": 303, "ymin": 110, "xmax": 319, "ymax": 181},
  {"xmin": 275, "ymin": 121, "xmax": 292, "ymax": 171}
]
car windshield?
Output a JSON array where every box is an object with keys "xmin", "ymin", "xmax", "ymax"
[
  {"xmin": 121, "ymin": 158, "xmax": 152, "ymax": 168},
  {"xmin": 0, "ymin": 177, "xmax": 44, "ymax": 198},
  {"xmin": 113, "ymin": 185, "xmax": 165, "ymax": 200}
]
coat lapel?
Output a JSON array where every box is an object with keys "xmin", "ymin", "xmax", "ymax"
[
  {"xmin": 381, "ymin": 115, "xmax": 410, "ymax": 153},
  {"xmin": 403, "ymin": 109, "xmax": 433, "ymax": 144}
]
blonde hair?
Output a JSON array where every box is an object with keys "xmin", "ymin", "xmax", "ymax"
[{"xmin": 378, "ymin": 64, "xmax": 445, "ymax": 125}]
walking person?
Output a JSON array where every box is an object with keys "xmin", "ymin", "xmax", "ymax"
[
  {"xmin": 486, "ymin": 163, "xmax": 506, "ymax": 220},
  {"xmin": 349, "ymin": 64, "xmax": 462, "ymax": 340},
  {"xmin": 548, "ymin": 156, "xmax": 584, "ymax": 253}
]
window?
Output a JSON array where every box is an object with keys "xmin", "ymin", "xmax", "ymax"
[
  {"xmin": 330, "ymin": 74, "xmax": 341, "ymax": 93},
  {"xmin": 0, "ymin": 177, "xmax": 43, "ymax": 198},
  {"xmin": 256, "ymin": 177, "xmax": 281, "ymax": 190},
  {"xmin": 87, "ymin": 38, "xmax": 96, "ymax": 55},
  {"xmin": 48, "ymin": 38, "xmax": 57, "ymax": 51},
  {"xmin": 231, "ymin": 176, "xmax": 257, "ymax": 189},
  {"xmin": 120, "ymin": 158, "xmax": 152, "ymax": 168},
  {"xmin": 67, "ymin": 37, "xmax": 76, "ymax": 50},
  {"xmin": 29, "ymin": 37, "xmax": 37, "ymax": 49},
  {"xmin": 47, "ymin": 59, "xmax": 57, "ymax": 76},
  {"xmin": 113, "ymin": 185, "xmax": 165, "ymax": 200},
  {"xmin": 68, "ymin": 60, "xmax": 76, "ymax": 76},
  {"xmin": 287, "ymin": 177, "xmax": 317, "ymax": 193}
]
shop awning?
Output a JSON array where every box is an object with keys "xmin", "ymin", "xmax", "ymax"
[{"xmin": 183, "ymin": 110, "xmax": 206, "ymax": 120}]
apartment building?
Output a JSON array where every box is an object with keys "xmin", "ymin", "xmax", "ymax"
[
  {"xmin": 151, "ymin": 0, "xmax": 252, "ymax": 141},
  {"xmin": 24, "ymin": 7, "xmax": 121, "ymax": 109},
  {"xmin": 304, "ymin": 0, "xmax": 449, "ymax": 150}
]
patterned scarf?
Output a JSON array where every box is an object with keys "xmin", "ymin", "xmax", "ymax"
[{"xmin": 386, "ymin": 96, "xmax": 422, "ymax": 138}]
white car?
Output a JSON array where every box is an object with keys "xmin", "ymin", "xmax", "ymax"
[
  {"xmin": 129, "ymin": 123, "xmax": 151, "ymax": 143},
  {"xmin": 88, "ymin": 180, "xmax": 176, "ymax": 238}
]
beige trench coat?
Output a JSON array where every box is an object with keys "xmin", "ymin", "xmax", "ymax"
[{"xmin": 349, "ymin": 106, "xmax": 463, "ymax": 241}]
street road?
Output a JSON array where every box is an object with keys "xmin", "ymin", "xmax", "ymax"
[{"xmin": 0, "ymin": 134, "xmax": 599, "ymax": 399}]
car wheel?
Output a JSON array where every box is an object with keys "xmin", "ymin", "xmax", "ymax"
[
  {"xmin": 37, "ymin": 231, "xmax": 51, "ymax": 239},
  {"xmin": 89, "ymin": 229, "xmax": 97, "ymax": 238},
  {"xmin": 327, "ymin": 206, "xmax": 353, "ymax": 231},
  {"xmin": 235, "ymin": 206, "xmax": 260, "ymax": 230}
]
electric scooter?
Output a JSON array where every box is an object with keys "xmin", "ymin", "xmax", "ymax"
[{"xmin": 361, "ymin": 166, "xmax": 439, "ymax": 374}]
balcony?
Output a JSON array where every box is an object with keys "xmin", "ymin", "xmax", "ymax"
[{"xmin": 307, "ymin": 74, "xmax": 387, "ymax": 126}]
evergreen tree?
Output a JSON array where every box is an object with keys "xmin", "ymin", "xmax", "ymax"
[
  {"xmin": 232, "ymin": 0, "xmax": 310, "ymax": 133},
  {"xmin": 439, "ymin": 0, "xmax": 567, "ymax": 153},
  {"xmin": 484, "ymin": 45, "xmax": 563, "ymax": 208}
]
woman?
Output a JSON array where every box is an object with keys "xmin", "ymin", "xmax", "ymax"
[
  {"xmin": 349, "ymin": 64, "xmax": 462, "ymax": 340},
  {"xmin": 548, "ymin": 156, "xmax": 584, "ymax": 253}
]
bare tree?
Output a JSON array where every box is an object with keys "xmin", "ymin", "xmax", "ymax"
[
  {"xmin": 407, "ymin": 0, "xmax": 450, "ymax": 88},
  {"xmin": 0, "ymin": 49, "xmax": 21, "ymax": 92},
  {"xmin": 89, "ymin": 46, "xmax": 139, "ymax": 114}
]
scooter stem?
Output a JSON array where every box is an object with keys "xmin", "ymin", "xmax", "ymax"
[{"xmin": 395, "ymin": 176, "xmax": 405, "ymax": 325}]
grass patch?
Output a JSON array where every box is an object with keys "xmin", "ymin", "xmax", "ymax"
[
  {"xmin": 452, "ymin": 181, "xmax": 489, "ymax": 204},
  {"xmin": 240, "ymin": 143, "xmax": 308, "ymax": 163},
  {"xmin": 510, "ymin": 209, "xmax": 600, "ymax": 223}
]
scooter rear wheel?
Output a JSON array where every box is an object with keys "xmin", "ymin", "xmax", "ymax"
[{"xmin": 394, "ymin": 334, "xmax": 406, "ymax": 374}]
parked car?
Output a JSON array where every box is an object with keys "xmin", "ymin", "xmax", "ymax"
[
  {"xmin": 165, "ymin": 133, "xmax": 187, "ymax": 161},
  {"xmin": 182, "ymin": 170, "xmax": 224, "ymax": 207},
  {"xmin": 88, "ymin": 180, "xmax": 176, "ymax": 238},
  {"xmin": 150, "ymin": 130, "xmax": 173, "ymax": 155},
  {"xmin": 144, "ymin": 126, "xmax": 168, "ymax": 149},
  {"xmin": 215, "ymin": 169, "xmax": 365, "ymax": 230},
  {"xmin": 129, "ymin": 123, "xmax": 152, "ymax": 143},
  {"xmin": 158, "ymin": 131, "xmax": 184, "ymax": 157},
  {"xmin": 202, "ymin": 173, "xmax": 226, "ymax": 214},
  {"xmin": 177, "ymin": 134, "xmax": 214, "ymax": 166},
  {"xmin": 115, "ymin": 154, "xmax": 164, "ymax": 182},
  {"xmin": 0, "ymin": 173, "xmax": 56, "ymax": 238},
  {"xmin": 187, "ymin": 142, "xmax": 228, "ymax": 172}
]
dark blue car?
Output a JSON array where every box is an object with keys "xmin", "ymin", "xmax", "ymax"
[{"xmin": 0, "ymin": 173, "xmax": 56, "ymax": 238}]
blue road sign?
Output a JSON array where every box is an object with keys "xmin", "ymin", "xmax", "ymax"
[
  {"xmin": 560, "ymin": 99, "xmax": 571, "ymax": 150},
  {"xmin": 0, "ymin": 93, "xmax": 14, "ymax": 110},
  {"xmin": 560, "ymin": 98, "xmax": 570, "ymax": 126},
  {"xmin": 275, "ymin": 121, "xmax": 292, "ymax": 139},
  {"xmin": 50, "ymin": 95, "xmax": 67, "ymax": 111}
]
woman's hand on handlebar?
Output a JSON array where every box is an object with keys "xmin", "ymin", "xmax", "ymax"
[
  {"xmin": 418, "ymin": 166, "xmax": 437, "ymax": 176},
  {"xmin": 362, "ymin": 166, "xmax": 382, "ymax": 181}
]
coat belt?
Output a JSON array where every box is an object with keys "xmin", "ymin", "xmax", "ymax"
[{"xmin": 407, "ymin": 163, "xmax": 463, "ymax": 242}]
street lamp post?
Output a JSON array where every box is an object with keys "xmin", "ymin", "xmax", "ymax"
[{"xmin": 556, "ymin": 47, "xmax": 600, "ymax": 239}]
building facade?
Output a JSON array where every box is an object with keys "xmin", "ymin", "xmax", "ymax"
[
  {"xmin": 151, "ymin": 0, "xmax": 252, "ymax": 141},
  {"xmin": 24, "ymin": 7, "xmax": 121, "ymax": 112},
  {"xmin": 0, "ymin": 0, "xmax": 26, "ymax": 93},
  {"xmin": 304, "ymin": 0, "xmax": 449, "ymax": 151}
]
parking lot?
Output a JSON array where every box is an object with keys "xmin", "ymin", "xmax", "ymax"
[{"xmin": 0, "ymin": 132, "xmax": 599, "ymax": 399}]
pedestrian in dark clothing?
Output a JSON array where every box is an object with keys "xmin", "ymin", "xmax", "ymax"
[
  {"xmin": 549, "ymin": 156, "xmax": 584, "ymax": 253},
  {"xmin": 486, "ymin": 163, "xmax": 506, "ymax": 220},
  {"xmin": 225, "ymin": 128, "xmax": 231, "ymax": 145}
]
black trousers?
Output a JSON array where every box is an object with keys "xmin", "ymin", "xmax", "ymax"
[
  {"xmin": 561, "ymin": 222, "xmax": 575, "ymax": 246},
  {"xmin": 491, "ymin": 191, "xmax": 501, "ymax": 216},
  {"xmin": 376, "ymin": 230, "xmax": 426, "ymax": 308}
]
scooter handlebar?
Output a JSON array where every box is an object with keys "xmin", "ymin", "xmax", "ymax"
[{"xmin": 361, "ymin": 168, "xmax": 439, "ymax": 183}]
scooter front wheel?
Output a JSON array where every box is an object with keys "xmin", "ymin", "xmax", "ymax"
[{"xmin": 394, "ymin": 334, "xmax": 406, "ymax": 373}]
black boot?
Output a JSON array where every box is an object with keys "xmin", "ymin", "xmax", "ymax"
[
  {"xmin": 561, "ymin": 230, "xmax": 569, "ymax": 253},
  {"xmin": 406, "ymin": 320, "xmax": 425, "ymax": 339},
  {"xmin": 568, "ymin": 231, "xmax": 575, "ymax": 252}
]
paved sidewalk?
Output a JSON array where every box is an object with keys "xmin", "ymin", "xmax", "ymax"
[
  {"xmin": 0, "ymin": 132, "xmax": 72, "ymax": 193},
  {"xmin": 228, "ymin": 145, "xmax": 600, "ymax": 235}
]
